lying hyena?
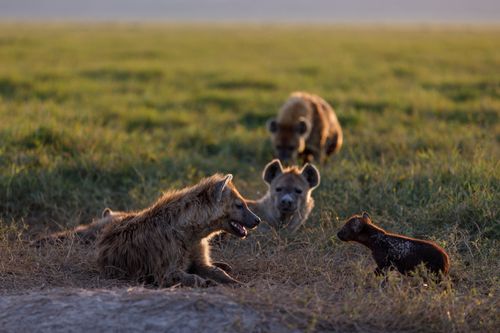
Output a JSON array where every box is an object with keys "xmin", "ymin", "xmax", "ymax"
[
  {"xmin": 267, "ymin": 91, "xmax": 343, "ymax": 164},
  {"xmin": 247, "ymin": 159, "xmax": 320, "ymax": 233},
  {"xmin": 97, "ymin": 174, "xmax": 261, "ymax": 287},
  {"xmin": 31, "ymin": 208, "xmax": 126, "ymax": 246}
]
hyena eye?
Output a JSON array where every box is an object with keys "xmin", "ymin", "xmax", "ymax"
[
  {"xmin": 275, "ymin": 187, "xmax": 283, "ymax": 192},
  {"xmin": 294, "ymin": 188, "xmax": 303, "ymax": 194},
  {"xmin": 235, "ymin": 202, "xmax": 244, "ymax": 210}
]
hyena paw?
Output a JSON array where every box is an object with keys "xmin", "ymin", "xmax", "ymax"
[
  {"xmin": 212, "ymin": 261, "xmax": 232, "ymax": 273},
  {"xmin": 199, "ymin": 279, "xmax": 218, "ymax": 288}
]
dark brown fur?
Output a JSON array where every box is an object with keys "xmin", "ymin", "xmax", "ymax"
[
  {"xmin": 267, "ymin": 91, "xmax": 343, "ymax": 164},
  {"xmin": 96, "ymin": 174, "xmax": 260, "ymax": 288},
  {"xmin": 337, "ymin": 213, "xmax": 450, "ymax": 278},
  {"xmin": 247, "ymin": 159, "xmax": 319, "ymax": 233}
]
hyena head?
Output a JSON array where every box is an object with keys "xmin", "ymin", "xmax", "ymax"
[
  {"xmin": 262, "ymin": 159, "xmax": 320, "ymax": 217},
  {"xmin": 267, "ymin": 116, "xmax": 311, "ymax": 163},
  {"xmin": 213, "ymin": 174, "xmax": 261, "ymax": 238},
  {"xmin": 337, "ymin": 212, "xmax": 372, "ymax": 242}
]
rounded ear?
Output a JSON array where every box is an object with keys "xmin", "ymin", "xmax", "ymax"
[
  {"xmin": 215, "ymin": 174, "xmax": 233, "ymax": 203},
  {"xmin": 266, "ymin": 118, "xmax": 278, "ymax": 134},
  {"xmin": 300, "ymin": 163, "xmax": 320, "ymax": 189},
  {"xmin": 296, "ymin": 117, "xmax": 311, "ymax": 137},
  {"xmin": 262, "ymin": 159, "xmax": 283, "ymax": 184},
  {"xmin": 102, "ymin": 208, "xmax": 112, "ymax": 218},
  {"xmin": 362, "ymin": 212, "xmax": 371, "ymax": 221}
]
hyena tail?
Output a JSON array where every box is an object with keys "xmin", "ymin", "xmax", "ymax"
[{"xmin": 30, "ymin": 208, "xmax": 115, "ymax": 247}]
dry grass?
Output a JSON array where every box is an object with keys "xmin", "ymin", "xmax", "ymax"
[{"xmin": 1, "ymin": 218, "xmax": 498, "ymax": 332}]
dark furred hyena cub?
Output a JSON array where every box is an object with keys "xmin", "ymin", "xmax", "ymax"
[
  {"xmin": 337, "ymin": 213, "xmax": 450, "ymax": 278},
  {"xmin": 97, "ymin": 174, "xmax": 260, "ymax": 288},
  {"xmin": 247, "ymin": 159, "xmax": 320, "ymax": 232}
]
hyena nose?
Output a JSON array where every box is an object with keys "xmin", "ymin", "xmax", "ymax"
[
  {"xmin": 280, "ymin": 195, "xmax": 293, "ymax": 208},
  {"xmin": 254, "ymin": 216, "xmax": 261, "ymax": 225}
]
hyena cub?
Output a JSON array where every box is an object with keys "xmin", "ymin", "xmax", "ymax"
[
  {"xmin": 337, "ymin": 213, "xmax": 450, "ymax": 278},
  {"xmin": 247, "ymin": 159, "xmax": 320, "ymax": 233},
  {"xmin": 97, "ymin": 174, "xmax": 260, "ymax": 287},
  {"xmin": 267, "ymin": 91, "xmax": 343, "ymax": 164},
  {"xmin": 31, "ymin": 208, "xmax": 126, "ymax": 246}
]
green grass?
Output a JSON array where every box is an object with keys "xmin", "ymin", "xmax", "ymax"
[{"xmin": 0, "ymin": 23, "xmax": 499, "ymax": 332}]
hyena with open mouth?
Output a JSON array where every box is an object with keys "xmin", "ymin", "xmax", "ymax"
[{"xmin": 96, "ymin": 174, "xmax": 260, "ymax": 287}]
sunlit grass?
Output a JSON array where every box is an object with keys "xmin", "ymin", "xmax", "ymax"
[{"xmin": 0, "ymin": 23, "xmax": 498, "ymax": 331}]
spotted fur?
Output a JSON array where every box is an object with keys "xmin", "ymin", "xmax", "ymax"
[
  {"xmin": 337, "ymin": 212, "xmax": 450, "ymax": 278},
  {"xmin": 96, "ymin": 174, "xmax": 260, "ymax": 287},
  {"xmin": 267, "ymin": 91, "xmax": 343, "ymax": 164}
]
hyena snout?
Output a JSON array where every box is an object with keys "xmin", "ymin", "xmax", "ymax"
[
  {"xmin": 337, "ymin": 228, "xmax": 351, "ymax": 241},
  {"xmin": 279, "ymin": 194, "xmax": 297, "ymax": 212},
  {"xmin": 243, "ymin": 209, "xmax": 261, "ymax": 229}
]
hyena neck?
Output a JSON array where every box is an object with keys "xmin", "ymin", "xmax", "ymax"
[
  {"xmin": 163, "ymin": 200, "xmax": 226, "ymax": 243},
  {"xmin": 361, "ymin": 225, "xmax": 388, "ymax": 249}
]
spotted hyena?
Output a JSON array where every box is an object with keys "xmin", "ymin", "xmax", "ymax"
[
  {"xmin": 267, "ymin": 91, "xmax": 342, "ymax": 164},
  {"xmin": 247, "ymin": 159, "xmax": 320, "ymax": 233},
  {"xmin": 96, "ymin": 174, "xmax": 261, "ymax": 287},
  {"xmin": 337, "ymin": 212, "xmax": 450, "ymax": 278}
]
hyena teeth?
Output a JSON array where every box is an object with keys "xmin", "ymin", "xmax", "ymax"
[{"xmin": 230, "ymin": 221, "xmax": 246, "ymax": 235}]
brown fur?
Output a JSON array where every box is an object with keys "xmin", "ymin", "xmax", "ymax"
[
  {"xmin": 267, "ymin": 91, "xmax": 343, "ymax": 164},
  {"xmin": 247, "ymin": 159, "xmax": 320, "ymax": 233},
  {"xmin": 30, "ymin": 208, "xmax": 126, "ymax": 246},
  {"xmin": 337, "ymin": 213, "xmax": 450, "ymax": 278},
  {"xmin": 96, "ymin": 174, "xmax": 260, "ymax": 288}
]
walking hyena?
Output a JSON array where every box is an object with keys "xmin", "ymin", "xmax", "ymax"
[
  {"xmin": 337, "ymin": 212, "xmax": 450, "ymax": 278},
  {"xmin": 96, "ymin": 174, "xmax": 261, "ymax": 287},
  {"xmin": 267, "ymin": 91, "xmax": 343, "ymax": 164},
  {"xmin": 247, "ymin": 159, "xmax": 320, "ymax": 233},
  {"xmin": 31, "ymin": 208, "xmax": 126, "ymax": 246}
]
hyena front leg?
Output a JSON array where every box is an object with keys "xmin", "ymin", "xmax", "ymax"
[
  {"xmin": 191, "ymin": 264, "xmax": 241, "ymax": 284},
  {"xmin": 162, "ymin": 269, "xmax": 216, "ymax": 288},
  {"xmin": 212, "ymin": 261, "xmax": 232, "ymax": 273},
  {"xmin": 285, "ymin": 215, "xmax": 304, "ymax": 233}
]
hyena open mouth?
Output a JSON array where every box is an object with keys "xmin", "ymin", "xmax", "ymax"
[{"xmin": 230, "ymin": 221, "xmax": 248, "ymax": 238}]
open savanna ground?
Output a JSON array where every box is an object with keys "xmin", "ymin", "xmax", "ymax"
[{"xmin": 0, "ymin": 24, "xmax": 499, "ymax": 332}]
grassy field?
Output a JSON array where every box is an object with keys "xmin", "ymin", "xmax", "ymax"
[{"xmin": 0, "ymin": 23, "xmax": 499, "ymax": 331}]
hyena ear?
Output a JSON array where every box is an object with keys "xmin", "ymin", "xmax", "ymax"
[
  {"xmin": 301, "ymin": 163, "xmax": 320, "ymax": 189},
  {"xmin": 263, "ymin": 159, "xmax": 283, "ymax": 184},
  {"xmin": 214, "ymin": 174, "xmax": 233, "ymax": 203},
  {"xmin": 362, "ymin": 212, "xmax": 371, "ymax": 221},
  {"xmin": 102, "ymin": 208, "xmax": 112, "ymax": 218},
  {"xmin": 296, "ymin": 117, "xmax": 311, "ymax": 137},
  {"xmin": 266, "ymin": 118, "xmax": 278, "ymax": 133}
]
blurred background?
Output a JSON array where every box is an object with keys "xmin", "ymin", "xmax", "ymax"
[{"xmin": 1, "ymin": 0, "xmax": 500, "ymax": 22}]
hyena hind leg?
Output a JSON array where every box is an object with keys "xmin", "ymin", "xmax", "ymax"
[{"xmin": 162, "ymin": 270, "xmax": 217, "ymax": 288}]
